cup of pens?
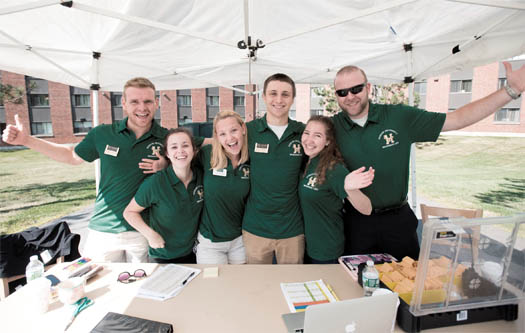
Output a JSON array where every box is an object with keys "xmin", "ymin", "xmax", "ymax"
[{"xmin": 57, "ymin": 277, "xmax": 85, "ymax": 305}]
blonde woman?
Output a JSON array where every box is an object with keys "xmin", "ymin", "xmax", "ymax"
[{"xmin": 195, "ymin": 111, "xmax": 250, "ymax": 264}]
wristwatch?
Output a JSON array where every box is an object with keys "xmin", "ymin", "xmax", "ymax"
[{"xmin": 504, "ymin": 84, "xmax": 521, "ymax": 99}]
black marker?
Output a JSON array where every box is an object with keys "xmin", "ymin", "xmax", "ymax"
[{"xmin": 181, "ymin": 271, "xmax": 195, "ymax": 286}]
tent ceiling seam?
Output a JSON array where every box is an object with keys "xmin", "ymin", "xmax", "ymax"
[
  {"xmin": 0, "ymin": 0, "xmax": 58, "ymax": 16},
  {"xmin": 265, "ymin": 0, "xmax": 417, "ymax": 45},
  {"xmin": 71, "ymin": 2, "xmax": 237, "ymax": 48},
  {"xmin": 414, "ymin": 10, "xmax": 519, "ymax": 79},
  {"xmin": 445, "ymin": 0, "xmax": 525, "ymax": 10}
]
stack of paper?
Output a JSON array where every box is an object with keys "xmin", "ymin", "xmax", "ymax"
[
  {"xmin": 280, "ymin": 279, "xmax": 337, "ymax": 312},
  {"xmin": 137, "ymin": 264, "xmax": 200, "ymax": 301}
]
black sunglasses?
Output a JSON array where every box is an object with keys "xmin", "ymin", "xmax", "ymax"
[
  {"xmin": 117, "ymin": 269, "xmax": 147, "ymax": 283},
  {"xmin": 335, "ymin": 83, "xmax": 366, "ymax": 97}
]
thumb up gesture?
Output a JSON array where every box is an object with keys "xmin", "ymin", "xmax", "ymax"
[{"xmin": 2, "ymin": 114, "xmax": 29, "ymax": 145}]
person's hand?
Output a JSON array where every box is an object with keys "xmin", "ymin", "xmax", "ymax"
[
  {"xmin": 2, "ymin": 114, "xmax": 28, "ymax": 146},
  {"xmin": 146, "ymin": 231, "xmax": 165, "ymax": 249},
  {"xmin": 344, "ymin": 166, "xmax": 375, "ymax": 191},
  {"xmin": 139, "ymin": 150, "xmax": 167, "ymax": 174},
  {"xmin": 504, "ymin": 61, "xmax": 525, "ymax": 94}
]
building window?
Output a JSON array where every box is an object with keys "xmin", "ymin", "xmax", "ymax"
[
  {"xmin": 450, "ymin": 80, "xmax": 472, "ymax": 93},
  {"xmin": 111, "ymin": 93, "xmax": 123, "ymax": 121},
  {"xmin": 414, "ymin": 82, "xmax": 427, "ymax": 94},
  {"xmin": 31, "ymin": 121, "xmax": 53, "ymax": 135},
  {"xmin": 73, "ymin": 94, "xmax": 90, "ymax": 107},
  {"xmin": 234, "ymin": 96, "xmax": 245, "ymax": 107},
  {"xmin": 494, "ymin": 108, "xmax": 520, "ymax": 123},
  {"xmin": 498, "ymin": 78, "xmax": 507, "ymax": 89},
  {"xmin": 73, "ymin": 120, "xmax": 92, "ymax": 133},
  {"xmin": 206, "ymin": 96, "xmax": 219, "ymax": 106},
  {"xmin": 177, "ymin": 95, "xmax": 191, "ymax": 106},
  {"xmin": 29, "ymin": 94, "xmax": 49, "ymax": 106},
  {"xmin": 310, "ymin": 109, "xmax": 323, "ymax": 116},
  {"xmin": 112, "ymin": 93, "xmax": 122, "ymax": 107}
]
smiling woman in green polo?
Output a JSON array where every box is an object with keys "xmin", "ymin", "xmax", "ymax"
[
  {"xmin": 123, "ymin": 128, "xmax": 203, "ymax": 263},
  {"xmin": 299, "ymin": 116, "xmax": 374, "ymax": 264}
]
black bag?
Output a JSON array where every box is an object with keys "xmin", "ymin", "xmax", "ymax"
[
  {"xmin": 0, "ymin": 221, "xmax": 81, "ymax": 278},
  {"xmin": 90, "ymin": 312, "xmax": 173, "ymax": 333}
]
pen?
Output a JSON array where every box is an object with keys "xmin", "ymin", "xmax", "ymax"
[
  {"xmin": 326, "ymin": 283, "xmax": 340, "ymax": 301},
  {"xmin": 181, "ymin": 271, "xmax": 195, "ymax": 286}
]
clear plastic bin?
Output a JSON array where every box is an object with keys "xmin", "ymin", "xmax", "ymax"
[{"xmin": 409, "ymin": 214, "xmax": 525, "ymax": 316}]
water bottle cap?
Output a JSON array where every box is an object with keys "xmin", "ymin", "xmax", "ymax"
[
  {"xmin": 366, "ymin": 260, "xmax": 374, "ymax": 266},
  {"xmin": 30, "ymin": 255, "xmax": 38, "ymax": 261}
]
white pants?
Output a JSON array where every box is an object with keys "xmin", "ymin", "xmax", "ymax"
[
  {"xmin": 196, "ymin": 232, "xmax": 246, "ymax": 264},
  {"xmin": 82, "ymin": 229, "xmax": 149, "ymax": 263}
]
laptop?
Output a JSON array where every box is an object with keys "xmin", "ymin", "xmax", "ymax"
[{"xmin": 282, "ymin": 293, "xmax": 399, "ymax": 333}]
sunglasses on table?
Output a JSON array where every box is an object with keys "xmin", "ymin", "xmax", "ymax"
[
  {"xmin": 335, "ymin": 83, "xmax": 367, "ymax": 97},
  {"xmin": 117, "ymin": 269, "xmax": 147, "ymax": 283}
]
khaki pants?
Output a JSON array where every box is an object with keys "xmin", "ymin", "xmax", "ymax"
[
  {"xmin": 242, "ymin": 230, "xmax": 304, "ymax": 264},
  {"xmin": 82, "ymin": 229, "xmax": 149, "ymax": 263}
]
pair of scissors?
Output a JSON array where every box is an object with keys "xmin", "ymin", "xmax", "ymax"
[{"xmin": 64, "ymin": 296, "xmax": 94, "ymax": 331}]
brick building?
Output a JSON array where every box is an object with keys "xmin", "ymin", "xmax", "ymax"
[
  {"xmin": 416, "ymin": 59, "xmax": 524, "ymax": 134},
  {"xmin": 1, "ymin": 59, "xmax": 523, "ymax": 146}
]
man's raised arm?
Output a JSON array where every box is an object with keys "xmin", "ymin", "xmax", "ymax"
[
  {"xmin": 443, "ymin": 61, "xmax": 525, "ymax": 132},
  {"xmin": 2, "ymin": 114, "xmax": 84, "ymax": 165}
]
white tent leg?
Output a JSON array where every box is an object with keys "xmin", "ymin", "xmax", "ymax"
[
  {"xmin": 406, "ymin": 37, "xmax": 417, "ymax": 211},
  {"xmin": 92, "ymin": 89, "xmax": 100, "ymax": 195}
]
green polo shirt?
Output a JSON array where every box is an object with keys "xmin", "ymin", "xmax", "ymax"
[
  {"xmin": 299, "ymin": 157, "xmax": 348, "ymax": 261},
  {"xmin": 333, "ymin": 103, "xmax": 446, "ymax": 209},
  {"xmin": 74, "ymin": 118, "xmax": 168, "ymax": 233},
  {"xmin": 134, "ymin": 166, "xmax": 204, "ymax": 259},
  {"xmin": 242, "ymin": 115, "xmax": 306, "ymax": 239},
  {"xmin": 197, "ymin": 145, "xmax": 250, "ymax": 242}
]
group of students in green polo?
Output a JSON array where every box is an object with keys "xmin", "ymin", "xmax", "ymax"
[
  {"xmin": 120, "ymin": 72, "xmax": 375, "ymax": 265},
  {"xmin": 5, "ymin": 62, "xmax": 521, "ymax": 264}
]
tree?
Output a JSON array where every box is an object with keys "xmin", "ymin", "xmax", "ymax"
[
  {"xmin": 370, "ymin": 83, "xmax": 420, "ymax": 106},
  {"xmin": 314, "ymin": 83, "xmax": 420, "ymax": 115},
  {"xmin": 0, "ymin": 83, "xmax": 26, "ymax": 105},
  {"xmin": 312, "ymin": 86, "xmax": 340, "ymax": 115}
]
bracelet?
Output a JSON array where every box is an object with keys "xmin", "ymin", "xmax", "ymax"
[{"xmin": 504, "ymin": 84, "xmax": 521, "ymax": 99}]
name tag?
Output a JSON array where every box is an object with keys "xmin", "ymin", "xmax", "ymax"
[
  {"xmin": 212, "ymin": 168, "xmax": 227, "ymax": 177},
  {"xmin": 104, "ymin": 145, "xmax": 119, "ymax": 157},
  {"xmin": 254, "ymin": 142, "xmax": 269, "ymax": 153}
]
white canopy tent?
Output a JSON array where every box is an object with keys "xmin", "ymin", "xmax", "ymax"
[
  {"xmin": 1, "ymin": 0, "xmax": 524, "ymax": 91},
  {"xmin": 1, "ymin": 0, "xmax": 525, "ymax": 204}
]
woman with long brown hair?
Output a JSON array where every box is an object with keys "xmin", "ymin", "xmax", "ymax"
[{"xmin": 299, "ymin": 115, "xmax": 374, "ymax": 264}]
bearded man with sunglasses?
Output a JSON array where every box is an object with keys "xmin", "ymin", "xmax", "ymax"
[{"xmin": 332, "ymin": 64, "xmax": 525, "ymax": 261}]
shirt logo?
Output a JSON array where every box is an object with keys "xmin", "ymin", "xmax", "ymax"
[
  {"xmin": 239, "ymin": 164, "xmax": 250, "ymax": 180},
  {"xmin": 303, "ymin": 173, "xmax": 319, "ymax": 191},
  {"xmin": 288, "ymin": 140, "xmax": 303, "ymax": 157},
  {"xmin": 378, "ymin": 129, "xmax": 399, "ymax": 149},
  {"xmin": 146, "ymin": 142, "xmax": 164, "ymax": 158},
  {"xmin": 193, "ymin": 185, "xmax": 204, "ymax": 203}
]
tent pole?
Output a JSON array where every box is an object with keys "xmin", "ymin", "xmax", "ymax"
[
  {"xmin": 409, "ymin": 83, "xmax": 417, "ymax": 212},
  {"xmin": 405, "ymin": 43, "xmax": 417, "ymax": 212},
  {"xmin": 92, "ymin": 89, "xmax": 100, "ymax": 195},
  {"xmin": 91, "ymin": 52, "xmax": 101, "ymax": 195}
]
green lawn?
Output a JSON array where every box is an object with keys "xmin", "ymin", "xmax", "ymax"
[
  {"xmin": 0, "ymin": 149, "xmax": 96, "ymax": 234},
  {"xmin": 414, "ymin": 135, "xmax": 525, "ymax": 217}
]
